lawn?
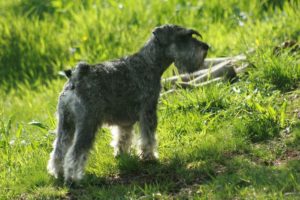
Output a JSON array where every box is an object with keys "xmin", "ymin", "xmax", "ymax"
[{"xmin": 0, "ymin": 0, "xmax": 299, "ymax": 199}]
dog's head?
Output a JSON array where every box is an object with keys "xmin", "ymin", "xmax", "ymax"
[{"xmin": 153, "ymin": 24, "xmax": 209, "ymax": 73}]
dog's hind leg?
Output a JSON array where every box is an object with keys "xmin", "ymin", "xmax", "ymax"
[
  {"xmin": 47, "ymin": 103, "xmax": 75, "ymax": 179},
  {"xmin": 111, "ymin": 125, "xmax": 134, "ymax": 157},
  {"xmin": 63, "ymin": 111, "xmax": 100, "ymax": 182}
]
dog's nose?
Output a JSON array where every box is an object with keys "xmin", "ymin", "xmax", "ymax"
[{"xmin": 202, "ymin": 43, "xmax": 210, "ymax": 51}]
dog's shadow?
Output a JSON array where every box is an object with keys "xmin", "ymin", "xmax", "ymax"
[
  {"xmin": 52, "ymin": 154, "xmax": 212, "ymax": 197},
  {"xmin": 50, "ymin": 148, "xmax": 300, "ymax": 199},
  {"xmin": 93, "ymin": 155, "xmax": 208, "ymax": 185}
]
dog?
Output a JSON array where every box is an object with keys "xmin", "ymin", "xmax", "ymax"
[{"xmin": 47, "ymin": 24, "xmax": 209, "ymax": 182}]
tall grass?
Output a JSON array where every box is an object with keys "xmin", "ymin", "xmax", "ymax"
[{"xmin": 0, "ymin": 0, "xmax": 299, "ymax": 88}]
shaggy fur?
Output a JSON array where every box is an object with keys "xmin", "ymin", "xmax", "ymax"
[{"xmin": 47, "ymin": 24, "xmax": 209, "ymax": 182}]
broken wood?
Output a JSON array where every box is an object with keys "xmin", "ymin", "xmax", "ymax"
[
  {"xmin": 160, "ymin": 77, "xmax": 223, "ymax": 97},
  {"xmin": 162, "ymin": 68, "xmax": 208, "ymax": 85},
  {"xmin": 203, "ymin": 54, "xmax": 246, "ymax": 68},
  {"xmin": 177, "ymin": 77, "xmax": 224, "ymax": 89},
  {"xmin": 187, "ymin": 60, "xmax": 236, "ymax": 85},
  {"xmin": 160, "ymin": 53, "xmax": 252, "ymax": 97},
  {"xmin": 234, "ymin": 63, "xmax": 251, "ymax": 74},
  {"xmin": 162, "ymin": 54, "xmax": 247, "ymax": 86}
]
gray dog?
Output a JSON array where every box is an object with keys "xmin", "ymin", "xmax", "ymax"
[{"xmin": 47, "ymin": 24, "xmax": 209, "ymax": 182}]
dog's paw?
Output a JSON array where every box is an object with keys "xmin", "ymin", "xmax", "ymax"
[
  {"xmin": 47, "ymin": 157, "xmax": 64, "ymax": 179},
  {"xmin": 139, "ymin": 151, "xmax": 158, "ymax": 162}
]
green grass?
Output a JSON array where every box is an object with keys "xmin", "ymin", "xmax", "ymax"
[{"xmin": 0, "ymin": 0, "xmax": 300, "ymax": 199}]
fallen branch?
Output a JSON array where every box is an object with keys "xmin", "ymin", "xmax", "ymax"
[
  {"xmin": 160, "ymin": 77, "xmax": 223, "ymax": 97},
  {"xmin": 178, "ymin": 77, "xmax": 224, "ymax": 89},
  {"xmin": 162, "ymin": 69, "xmax": 208, "ymax": 85},
  {"xmin": 203, "ymin": 54, "xmax": 247, "ymax": 68},
  {"xmin": 187, "ymin": 60, "xmax": 236, "ymax": 85},
  {"xmin": 234, "ymin": 63, "xmax": 251, "ymax": 74},
  {"xmin": 162, "ymin": 54, "xmax": 247, "ymax": 85},
  {"xmin": 160, "ymin": 53, "xmax": 251, "ymax": 97}
]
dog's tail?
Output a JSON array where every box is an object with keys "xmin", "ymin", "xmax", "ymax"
[
  {"xmin": 59, "ymin": 62, "xmax": 89, "ymax": 79},
  {"xmin": 58, "ymin": 69, "xmax": 72, "ymax": 79},
  {"xmin": 64, "ymin": 69, "xmax": 72, "ymax": 79}
]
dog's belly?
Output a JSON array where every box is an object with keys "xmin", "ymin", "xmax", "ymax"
[{"xmin": 103, "ymin": 102, "xmax": 140, "ymax": 126}]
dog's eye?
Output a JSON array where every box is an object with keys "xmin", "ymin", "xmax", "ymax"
[{"xmin": 176, "ymin": 35, "xmax": 191, "ymax": 42}]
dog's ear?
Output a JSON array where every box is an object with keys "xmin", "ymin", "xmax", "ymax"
[
  {"xmin": 176, "ymin": 28, "xmax": 202, "ymax": 38},
  {"xmin": 64, "ymin": 69, "xmax": 72, "ymax": 79},
  {"xmin": 152, "ymin": 26, "xmax": 171, "ymax": 45},
  {"xmin": 153, "ymin": 25, "xmax": 202, "ymax": 45}
]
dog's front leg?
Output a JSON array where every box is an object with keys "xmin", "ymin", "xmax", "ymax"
[{"xmin": 139, "ymin": 103, "xmax": 158, "ymax": 160}]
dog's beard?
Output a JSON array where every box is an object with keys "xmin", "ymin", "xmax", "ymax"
[{"xmin": 175, "ymin": 53, "xmax": 206, "ymax": 74}]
